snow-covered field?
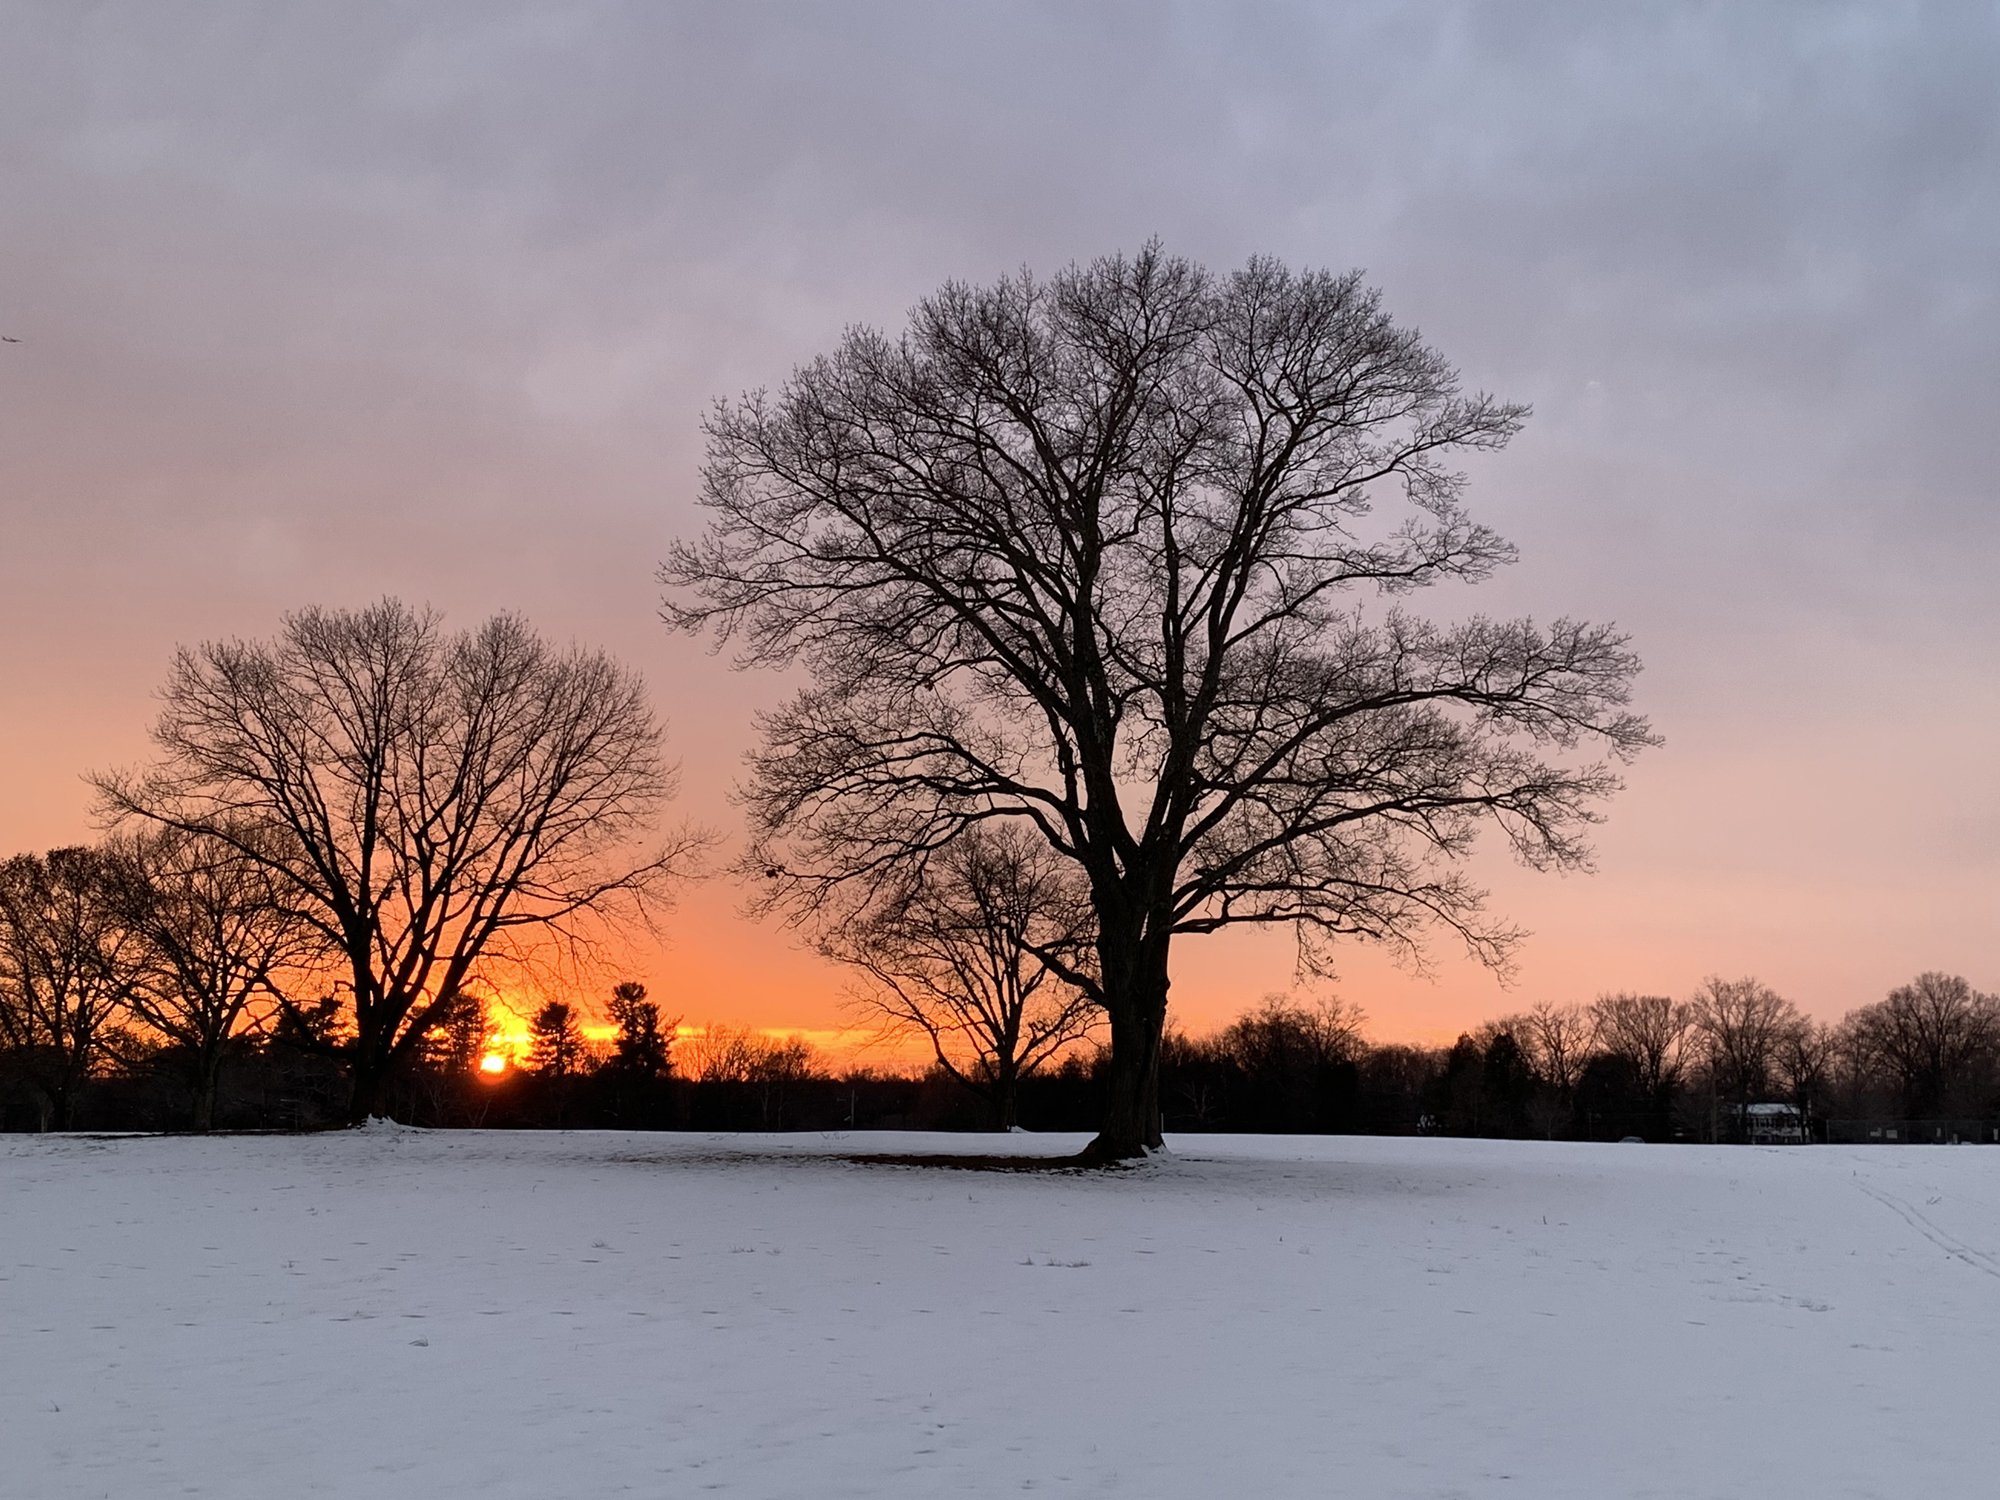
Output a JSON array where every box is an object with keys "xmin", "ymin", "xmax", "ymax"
[{"xmin": 4, "ymin": 1129, "xmax": 1996, "ymax": 1499}]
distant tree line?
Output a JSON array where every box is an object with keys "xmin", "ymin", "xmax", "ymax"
[
  {"xmin": 1147, "ymin": 977, "xmax": 2000, "ymax": 1143},
  {"xmin": 6, "ymin": 846, "xmax": 1994, "ymax": 1144},
  {"xmin": 0, "ymin": 919, "xmax": 867, "ymax": 1133}
]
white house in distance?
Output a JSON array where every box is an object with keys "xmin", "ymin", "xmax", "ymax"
[{"xmin": 1735, "ymin": 1102, "xmax": 1806, "ymax": 1145}]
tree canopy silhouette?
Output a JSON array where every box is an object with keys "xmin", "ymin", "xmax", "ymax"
[
  {"xmin": 97, "ymin": 600, "xmax": 705, "ymax": 1122},
  {"xmin": 666, "ymin": 244, "xmax": 1655, "ymax": 1159},
  {"xmin": 0, "ymin": 847, "xmax": 148, "ymax": 1130},
  {"xmin": 818, "ymin": 822, "xmax": 1099, "ymax": 1129},
  {"xmin": 110, "ymin": 824, "xmax": 319, "ymax": 1130}
]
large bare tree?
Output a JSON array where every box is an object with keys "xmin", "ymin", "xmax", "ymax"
[
  {"xmin": 1512, "ymin": 1001, "xmax": 1593, "ymax": 1096},
  {"xmin": 1686, "ymin": 975, "xmax": 1803, "ymax": 1124},
  {"xmin": 97, "ymin": 600, "xmax": 704, "ymax": 1123},
  {"xmin": 1588, "ymin": 991, "xmax": 1690, "ymax": 1101},
  {"xmin": 110, "ymin": 825, "xmax": 320, "ymax": 1130},
  {"xmin": 1847, "ymin": 972, "xmax": 2000, "ymax": 1118},
  {"xmin": 818, "ymin": 823, "xmax": 1099, "ymax": 1129},
  {"xmin": 667, "ymin": 245, "xmax": 1654, "ymax": 1158}
]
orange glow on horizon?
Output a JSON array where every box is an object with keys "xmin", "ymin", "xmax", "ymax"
[{"xmin": 474, "ymin": 999, "xmax": 940, "ymax": 1075}]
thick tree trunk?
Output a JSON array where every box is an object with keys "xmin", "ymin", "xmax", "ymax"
[
  {"xmin": 346, "ymin": 1047, "xmax": 393, "ymax": 1125},
  {"xmin": 190, "ymin": 1041, "xmax": 223, "ymax": 1132},
  {"xmin": 54, "ymin": 1057, "xmax": 84, "ymax": 1130},
  {"xmin": 1082, "ymin": 937, "xmax": 1171, "ymax": 1162},
  {"xmin": 52, "ymin": 1086, "xmax": 76, "ymax": 1132},
  {"xmin": 343, "ymin": 971, "xmax": 396, "ymax": 1125},
  {"xmin": 345, "ymin": 996, "xmax": 411, "ymax": 1125},
  {"xmin": 191, "ymin": 1076, "xmax": 215, "ymax": 1133},
  {"xmin": 1085, "ymin": 1004, "xmax": 1166, "ymax": 1159},
  {"xmin": 993, "ymin": 1066, "xmax": 1018, "ymax": 1132}
]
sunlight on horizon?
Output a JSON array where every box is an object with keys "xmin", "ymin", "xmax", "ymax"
[{"xmin": 473, "ymin": 1003, "xmax": 936, "ymax": 1073}]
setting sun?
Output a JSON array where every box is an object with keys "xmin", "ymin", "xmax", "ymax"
[{"xmin": 477, "ymin": 1054, "xmax": 507, "ymax": 1076}]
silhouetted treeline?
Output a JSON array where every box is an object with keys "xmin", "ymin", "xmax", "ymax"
[
  {"xmin": 0, "ymin": 1013, "xmax": 1082, "ymax": 1135},
  {"xmin": 1148, "ymin": 983, "xmax": 2000, "ymax": 1144},
  {"xmin": 3, "ymin": 838, "xmax": 1995, "ymax": 1139},
  {"xmin": 9, "ymin": 976, "xmax": 1997, "ymax": 1142}
]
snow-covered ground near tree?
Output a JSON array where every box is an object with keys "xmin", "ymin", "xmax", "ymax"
[{"xmin": 4, "ymin": 1129, "xmax": 1996, "ymax": 1499}]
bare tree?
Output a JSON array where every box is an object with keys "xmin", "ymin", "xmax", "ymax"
[
  {"xmin": 665, "ymin": 245, "xmax": 1654, "ymax": 1158},
  {"xmin": 1687, "ymin": 976, "xmax": 1802, "ymax": 1126},
  {"xmin": 1773, "ymin": 1016, "xmax": 1836, "ymax": 1125},
  {"xmin": 0, "ymin": 848, "xmax": 150, "ymax": 1129},
  {"xmin": 1221, "ymin": 993, "xmax": 1369, "ymax": 1132},
  {"xmin": 110, "ymin": 825, "xmax": 319, "ymax": 1130},
  {"xmin": 678, "ymin": 1024, "xmax": 817, "ymax": 1085},
  {"xmin": 1588, "ymin": 992, "xmax": 1690, "ymax": 1100},
  {"xmin": 1512, "ymin": 1001, "xmax": 1592, "ymax": 1094},
  {"xmin": 679, "ymin": 1023, "xmax": 822, "ymax": 1129},
  {"xmin": 1503, "ymin": 1002, "xmax": 1591, "ymax": 1139},
  {"xmin": 96, "ymin": 600, "xmax": 706, "ymax": 1123},
  {"xmin": 677, "ymin": 1024, "xmax": 763, "ymax": 1084},
  {"xmin": 819, "ymin": 824, "xmax": 1099, "ymax": 1129},
  {"xmin": 1847, "ymin": 972, "xmax": 2000, "ymax": 1118},
  {"xmin": 1220, "ymin": 994, "xmax": 1367, "ymax": 1077}
]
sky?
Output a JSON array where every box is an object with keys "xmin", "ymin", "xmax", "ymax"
[{"xmin": 3, "ymin": 2, "xmax": 1996, "ymax": 1049}]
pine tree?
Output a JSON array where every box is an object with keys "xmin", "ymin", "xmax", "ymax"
[
  {"xmin": 429, "ymin": 990, "xmax": 495, "ymax": 1076},
  {"xmin": 606, "ymin": 982, "xmax": 673, "ymax": 1078},
  {"xmin": 527, "ymin": 1000, "xmax": 588, "ymax": 1079}
]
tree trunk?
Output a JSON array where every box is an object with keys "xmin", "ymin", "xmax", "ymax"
[
  {"xmin": 345, "ymin": 1000, "xmax": 408, "ymax": 1125},
  {"xmin": 190, "ymin": 1040, "xmax": 224, "ymax": 1132},
  {"xmin": 1086, "ymin": 1004, "xmax": 1165, "ymax": 1160},
  {"xmin": 993, "ymin": 1066, "xmax": 1018, "ymax": 1132},
  {"xmin": 48, "ymin": 1034, "xmax": 90, "ymax": 1131},
  {"xmin": 346, "ymin": 1051, "xmax": 391, "ymax": 1125},
  {"xmin": 192, "ymin": 1075, "xmax": 216, "ymax": 1133},
  {"xmin": 1082, "ymin": 938, "xmax": 1171, "ymax": 1161},
  {"xmin": 54, "ymin": 1066, "xmax": 81, "ymax": 1131}
]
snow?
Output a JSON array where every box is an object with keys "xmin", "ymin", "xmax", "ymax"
[{"xmin": 4, "ymin": 1130, "xmax": 1997, "ymax": 1499}]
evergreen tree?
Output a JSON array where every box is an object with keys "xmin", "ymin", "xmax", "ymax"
[
  {"xmin": 606, "ymin": 982, "xmax": 673, "ymax": 1078},
  {"xmin": 428, "ymin": 990, "xmax": 494, "ymax": 1076},
  {"xmin": 527, "ymin": 1000, "xmax": 589, "ymax": 1079}
]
